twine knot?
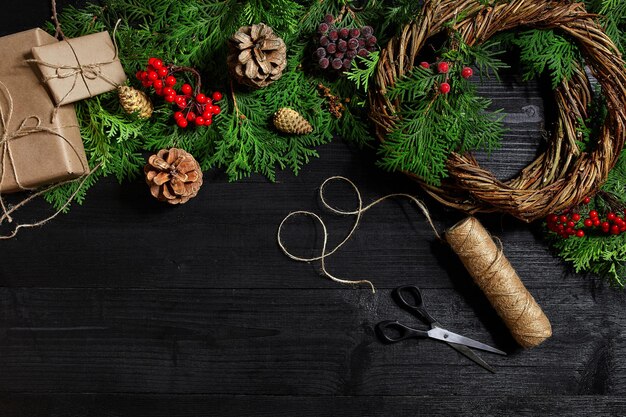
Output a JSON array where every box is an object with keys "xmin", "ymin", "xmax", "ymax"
[{"xmin": 54, "ymin": 63, "xmax": 103, "ymax": 81}]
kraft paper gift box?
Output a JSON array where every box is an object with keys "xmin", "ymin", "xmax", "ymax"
[
  {"xmin": 0, "ymin": 28, "xmax": 88, "ymax": 193},
  {"xmin": 31, "ymin": 31, "xmax": 127, "ymax": 106}
]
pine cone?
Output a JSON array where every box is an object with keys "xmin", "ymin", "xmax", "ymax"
[
  {"xmin": 228, "ymin": 23, "xmax": 287, "ymax": 89},
  {"xmin": 273, "ymin": 107, "xmax": 313, "ymax": 135},
  {"xmin": 144, "ymin": 148, "xmax": 203, "ymax": 205},
  {"xmin": 119, "ymin": 85, "xmax": 153, "ymax": 119}
]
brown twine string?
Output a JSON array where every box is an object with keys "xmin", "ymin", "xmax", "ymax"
[
  {"xmin": 0, "ymin": 162, "xmax": 101, "ymax": 239},
  {"xmin": 277, "ymin": 176, "xmax": 440, "ymax": 293},
  {"xmin": 27, "ymin": 19, "xmax": 123, "ymax": 121},
  {"xmin": 0, "ymin": 79, "xmax": 94, "ymax": 239},
  {"xmin": 445, "ymin": 217, "xmax": 552, "ymax": 348},
  {"xmin": 51, "ymin": 0, "xmax": 66, "ymax": 41}
]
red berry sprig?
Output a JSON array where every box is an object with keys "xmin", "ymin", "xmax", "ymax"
[
  {"xmin": 546, "ymin": 196, "xmax": 626, "ymax": 239},
  {"xmin": 416, "ymin": 59, "xmax": 476, "ymax": 96},
  {"xmin": 136, "ymin": 57, "xmax": 223, "ymax": 129}
]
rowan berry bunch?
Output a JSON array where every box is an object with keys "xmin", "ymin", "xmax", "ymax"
[
  {"xmin": 315, "ymin": 14, "xmax": 378, "ymax": 72},
  {"xmin": 136, "ymin": 58, "xmax": 223, "ymax": 129},
  {"xmin": 418, "ymin": 60, "xmax": 474, "ymax": 95},
  {"xmin": 546, "ymin": 196, "xmax": 626, "ymax": 239}
]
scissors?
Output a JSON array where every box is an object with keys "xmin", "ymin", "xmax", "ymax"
[{"xmin": 376, "ymin": 285, "xmax": 506, "ymax": 373}]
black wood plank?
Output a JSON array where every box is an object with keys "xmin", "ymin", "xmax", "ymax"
[
  {"xmin": 1, "ymin": 288, "xmax": 623, "ymax": 395},
  {"xmin": 1, "ymin": 394, "xmax": 625, "ymax": 417},
  {"xmin": 1, "ymin": 1, "xmax": 625, "ymax": 416}
]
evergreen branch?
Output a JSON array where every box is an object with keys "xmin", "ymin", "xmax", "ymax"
[
  {"xmin": 380, "ymin": 75, "xmax": 504, "ymax": 185},
  {"xmin": 458, "ymin": 41, "xmax": 509, "ymax": 80},
  {"xmin": 345, "ymin": 51, "xmax": 379, "ymax": 92},
  {"xmin": 505, "ymin": 29, "xmax": 582, "ymax": 89}
]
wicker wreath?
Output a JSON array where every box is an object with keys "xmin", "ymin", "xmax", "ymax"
[{"xmin": 370, "ymin": 0, "xmax": 626, "ymax": 222}]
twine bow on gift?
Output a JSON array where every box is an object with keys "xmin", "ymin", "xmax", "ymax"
[
  {"xmin": 0, "ymin": 79, "xmax": 97, "ymax": 239},
  {"xmin": 53, "ymin": 60, "xmax": 109, "ymax": 83},
  {"xmin": 26, "ymin": 19, "xmax": 123, "ymax": 120}
]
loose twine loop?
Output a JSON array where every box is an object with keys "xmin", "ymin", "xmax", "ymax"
[
  {"xmin": 0, "ymin": 79, "xmax": 98, "ymax": 239},
  {"xmin": 277, "ymin": 176, "xmax": 441, "ymax": 293}
]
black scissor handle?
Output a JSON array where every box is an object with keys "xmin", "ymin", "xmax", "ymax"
[
  {"xmin": 393, "ymin": 285, "xmax": 437, "ymax": 325},
  {"xmin": 376, "ymin": 320, "xmax": 430, "ymax": 344}
]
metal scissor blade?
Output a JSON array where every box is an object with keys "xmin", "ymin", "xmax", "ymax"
[
  {"xmin": 446, "ymin": 342, "xmax": 496, "ymax": 373},
  {"xmin": 427, "ymin": 327, "xmax": 507, "ymax": 356}
]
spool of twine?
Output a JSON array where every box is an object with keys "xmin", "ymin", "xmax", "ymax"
[{"xmin": 445, "ymin": 217, "xmax": 552, "ymax": 348}]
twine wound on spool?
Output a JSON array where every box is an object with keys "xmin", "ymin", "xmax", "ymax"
[{"xmin": 445, "ymin": 217, "xmax": 552, "ymax": 348}]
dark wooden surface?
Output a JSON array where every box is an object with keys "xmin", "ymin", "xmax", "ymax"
[{"xmin": 1, "ymin": 2, "xmax": 626, "ymax": 416}]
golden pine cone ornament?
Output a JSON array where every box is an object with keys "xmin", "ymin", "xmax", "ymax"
[
  {"xmin": 144, "ymin": 148, "xmax": 203, "ymax": 205},
  {"xmin": 228, "ymin": 23, "xmax": 287, "ymax": 88},
  {"xmin": 273, "ymin": 107, "xmax": 313, "ymax": 135},
  {"xmin": 118, "ymin": 85, "xmax": 153, "ymax": 119}
]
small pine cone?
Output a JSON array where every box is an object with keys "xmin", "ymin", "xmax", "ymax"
[
  {"xmin": 273, "ymin": 107, "xmax": 313, "ymax": 135},
  {"xmin": 144, "ymin": 148, "xmax": 203, "ymax": 205},
  {"xmin": 228, "ymin": 23, "xmax": 287, "ymax": 89},
  {"xmin": 118, "ymin": 85, "xmax": 153, "ymax": 119}
]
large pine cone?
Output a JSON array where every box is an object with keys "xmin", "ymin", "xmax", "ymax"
[
  {"xmin": 144, "ymin": 148, "xmax": 203, "ymax": 205},
  {"xmin": 228, "ymin": 23, "xmax": 287, "ymax": 88}
]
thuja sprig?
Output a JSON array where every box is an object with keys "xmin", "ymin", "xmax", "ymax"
[{"xmin": 378, "ymin": 46, "xmax": 505, "ymax": 185}]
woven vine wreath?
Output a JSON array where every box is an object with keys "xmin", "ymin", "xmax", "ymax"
[{"xmin": 370, "ymin": 0, "xmax": 626, "ymax": 222}]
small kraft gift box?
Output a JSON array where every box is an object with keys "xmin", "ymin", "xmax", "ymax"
[
  {"xmin": 0, "ymin": 28, "xmax": 88, "ymax": 193},
  {"xmin": 31, "ymin": 30, "xmax": 127, "ymax": 106}
]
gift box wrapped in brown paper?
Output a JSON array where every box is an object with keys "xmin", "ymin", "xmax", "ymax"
[
  {"xmin": 31, "ymin": 31, "xmax": 127, "ymax": 106},
  {"xmin": 0, "ymin": 28, "xmax": 88, "ymax": 193}
]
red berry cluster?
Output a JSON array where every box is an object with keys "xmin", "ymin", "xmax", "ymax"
[
  {"xmin": 316, "ymin": 14, "xmax": 377, "ymax": 72},
  {"xmin": 419, "ymin": 60, "xmax": 474, "ymax": 94},
  {"xmin": 136, "ymin": 58, "xmax": 223, "ymax": 129},
  {"xmin": 546, "ymin": 196, "xmax": 626, "ymax": 239}
]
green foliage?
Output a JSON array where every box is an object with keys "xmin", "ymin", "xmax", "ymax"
[
  {"xmin": 587, "ymin": 0, "xmax": 626, "ymax": 54},
  {"xmin": 50, "ymin": 0, "xmax": 428, "ymax": 195},
  {"xmin": 456, "ymin": 41, "xmax": 510, "ymax": 80},
  {"xmin": 346, "ymin": 51, "xmax": 380, "ymax": 92},
  {"xmin": 500, "ymin": 30, "xmax": 582, "ymax": 89},
  {"xmin": 549, "ymin": 229, "xmax": 626, "ymax": 288},
  {"xmin": 545, "ymin": 90, "xmax": 626, "ymax": 288},
  {"xmin": 378, "ymin": 67, "xmax": 504, "ymax": 185},
  {"xmin": 49, "ymin": 0, "xmax": 411, "ymax": 209},
  {"xmin": 548, "ymin": 153, "xmax": 626, "ymax": 288}
]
